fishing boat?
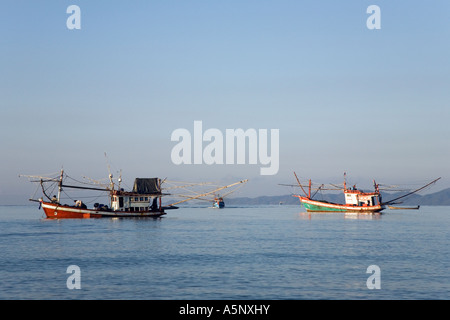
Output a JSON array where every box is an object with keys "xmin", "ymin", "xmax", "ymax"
[
  {"xmin": 213, "ymin": 197, "xmax": 225, "ymax": 209},
  {"xmin": 293, "ymin": 175, "xmax": 384, "ymax": 213},
  {"xmin": 164, "ymin": 180, "xmax": 247, "ymax": 209},
  {"xmin": 22, "ymin": 170, "xmax": 176, "ymax": 219},
  {"xmin": 288, "ymin": 173, "xmax": 440, "ymax": 214},
  {"xmin": 388, "ymin": 205, "xmax": 420, "ymax": 210}
]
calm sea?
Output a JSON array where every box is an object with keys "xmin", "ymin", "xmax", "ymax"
[{"xmin": 0, "ymin": 204, "xmax": 448, "ymax": 300}]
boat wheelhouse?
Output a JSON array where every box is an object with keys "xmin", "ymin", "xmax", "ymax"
[
  {"xmin": 110, "ymin": 178, "xmax": 164, "ymax": 213},
  {"xmin": 343, "ymin": 186, "xmax": 383, "ymax": 207}
]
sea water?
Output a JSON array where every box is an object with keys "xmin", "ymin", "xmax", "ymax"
[{"xmin": 0, "ymin": 205, "xmax": 448, "ymax": 300}]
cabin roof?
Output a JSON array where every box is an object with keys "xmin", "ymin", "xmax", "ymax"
[
  {"xmin": 132, "ymin": 178, "xmax": 161, "ymax": 195},
  {"xmin": 344, "ymin": 189, "xmax": 378, "ymax": 196}
]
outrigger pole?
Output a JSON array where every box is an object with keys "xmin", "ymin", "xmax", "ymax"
[
  {"xmin": 166, "ymin": 180, "xmax": 248, "ymax": 207},
  {"xmin": 294, "ymin": 172, "xmax": 309, "ymax": 198},
  {"xmin": 59, "ymin": 184, "xmax": 110, "ymax": 192},
  {"xmin": 382, "ymin": 177, "xmax": 441, "ymax": 205},
  {"xmin": 289, "ymin": 173, "xmax": 326, "ymax": 199}
]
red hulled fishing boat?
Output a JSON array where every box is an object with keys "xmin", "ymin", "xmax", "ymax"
[{"xmin": 22, "ymin": 169, "xmax": 176, "ymax": 219}]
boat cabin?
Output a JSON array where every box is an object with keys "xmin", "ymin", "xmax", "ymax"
[
  {"xmin": 344, "ymin": 187, "xmax": 381, "ymax": 207},
  {"xmin": 111, "ymin": 178, "xmax": 162, "ymax": 212}
]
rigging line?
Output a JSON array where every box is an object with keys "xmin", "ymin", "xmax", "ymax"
[
  {"xmin": 66, "ymin": 174, "xmax": 112, "ymax": 188},
  {"xmin": 59, "ymin": 191, "xmax": 107, "ymax": 205},
  {"xmin": 310, "ymin": 184, "xmax": 324, "ymax": 199},
  {"xmin": 61, "ymin": 189, "xmax": 77, "ymax": 203},
  {"xmin": 174, "ymin": 185, "xmax": 207, "ymax": 196},
  {"xmin": 104, "ymin": 152, "xmax": 122, "ymax": 177},
  {"xmin": 79, "ymin": 193, "xmax": 108, "ymax": 205},
  {"xmin": 47, "ymin": 183, "xmax": 58, "ymax": 199},
  {"xmin": 30, "ymin": 182, "xmax": 41, "ymax": 200},
  {"xmin": 73, "ymin": 194, "xmax": 108, "ymax": 199},
  {"xmin": 383, "ymin": 177, "xmax": 441, "ymax": 205},
  {"xmin": 65, "ymin": 174, "xmax": 99, "ymax": 186},
  {"xmin": 43, "ymin": 180, "xmax": 57, "ymax": 194}
]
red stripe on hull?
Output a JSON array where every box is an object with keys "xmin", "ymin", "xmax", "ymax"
[{"xmin": 41, "ymin": 202, "xmax": 165, "ymax": 219}]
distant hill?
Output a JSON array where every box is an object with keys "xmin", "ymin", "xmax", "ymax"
[{"xmin": 227, "ymin": 188, "xmax": 450, "ymax": 206}]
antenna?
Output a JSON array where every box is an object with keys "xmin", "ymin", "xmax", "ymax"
[
  {"xmin": 343, "ymin": 171, "xmax": 347, "ymax": 190},
  {"xmin": 104, "ymin": 152, "xmax": 115, "ymax": 190},
  {"xmin": 118, "ymin": 169, "xmax": 122, "ymax": 189},
  {"xmin": 104, "ymin": 152, "xmax": 112, "ymax": 176}
]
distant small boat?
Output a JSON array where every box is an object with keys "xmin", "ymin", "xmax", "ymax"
[
  {"xmin": 166, "ymin": 180, "xmax": 247, "ymax": 209},
  {"xmin": 213, "ymin": 197, "xmax": 225, "ymax": 209},
  {"xmin": 388, "ymin": 205, "xmax": 420, "ymax": 210}
]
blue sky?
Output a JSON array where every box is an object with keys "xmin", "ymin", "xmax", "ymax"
[{"xmin": 1, "ymin": 1, "xmax": 449, "ymax": 203}]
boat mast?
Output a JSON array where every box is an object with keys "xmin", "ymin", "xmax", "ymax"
[
  {"xmin": 108, "ymin": 173, "xmax": 114, "ymax": 208},
  {"xmin": 343, "ymin": 172, "xmax": 347, "ymax": 191},
  {"xmin": 308, "ymin": 179, "xmax": 311, "ymax": 198},
  {"xmin": 57, "ymin": 169, "xmax": 64, "ymax": 203}
]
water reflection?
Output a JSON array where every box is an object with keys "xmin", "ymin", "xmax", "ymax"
[
  {"xmin": 296, "ymin": 211, "xmax": 382, "ymax": 220},
  {"xmin": 344, "ymin": 212, "xmax": 381, "ymax": 220}
]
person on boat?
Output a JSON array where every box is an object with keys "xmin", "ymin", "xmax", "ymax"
[
  {"xmin": 151, "ymin": 197, "xmax": 158, "ymax": 211},
  {"xmin": 51, "ymin": 195, "xmax": 58, "ymax": 203},
  {"xmin": 74, "ymin": 200, "xmax": 87, "ymax": 209},
  {"xmin": 94, "ymin": 203, "xmax": 108, "ymax": 211}
]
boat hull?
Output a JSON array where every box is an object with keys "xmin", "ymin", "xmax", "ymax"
[
  {"xmin": 213, "ymin": 201, "xmax": 225, "ymax": 209},
  {"xmin": 388, "ymin": 205, "xmax": 420, "ymax": 210},
  {"xmin": 296, "ymin": 196, "xmax": 384, "ymax": 213},
  {"xmin": 41, "ymin": 202, "xmax": 166, "ymax": 219}
]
